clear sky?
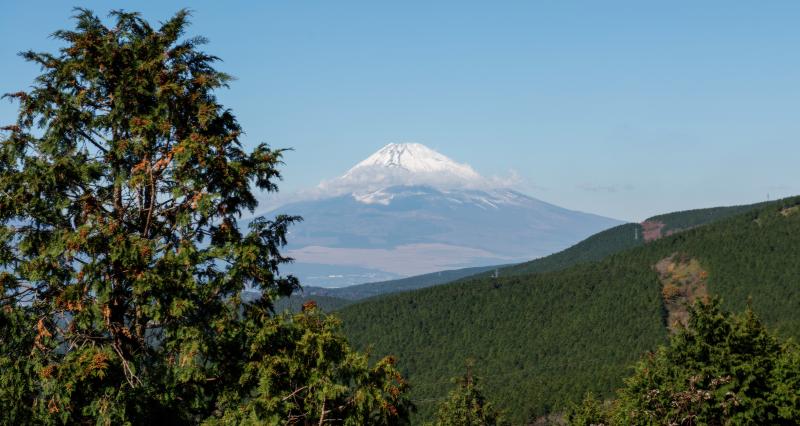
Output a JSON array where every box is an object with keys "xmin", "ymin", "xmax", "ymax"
[{"xmin": 4, "ymin": 1, "xmax": 800, "ymax": 221}]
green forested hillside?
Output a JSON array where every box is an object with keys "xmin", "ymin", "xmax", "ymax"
[
  {"xmin": 272, "ymin": 265, "xmax": 505, "ymax": 312},
  {"xmin": 273, "ymin": 294, "xmax": 354, "ymax": 313},
  {"xmin": 312, "ymin": 264, "xmax": 506, "ymax": 300},
  {"xmin": 489, "ymin": 201, "xmax": 769, "ymax": 278},
  {"xmin": 648, "ymin": 201, "xmax": 771, "ymax": 235},
  {"xmin": 493, "ymin": 223, "xmax": 642, "ymax": 277},
  {"xmin": 277, "ymin": 201, "xmax": 769, "ymax": 315},
  {"xmin": 338, "ymin": 197, "xmax": 800, "ymax": 423}
]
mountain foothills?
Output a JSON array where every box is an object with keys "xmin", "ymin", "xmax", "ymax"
[
  {"xmin": 492, "ymin": 200, "xmax": 772, "ymax": 278},
  {"xmin": 337, "ymin": 196, "xmax": 800, "ymax": 423},
  {"xmin": 270, "ymin": 265, "xmax": 503, "ymax": 312},
  {"xmin": 271, "ymin": 143, "xmax": 622, "ymax": 287},
  {"xmin": 274, "ymin": 200, "xmax": 770, "ymax": 312}
]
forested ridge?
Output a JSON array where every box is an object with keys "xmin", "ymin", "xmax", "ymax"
[
  {"xmin": 277, "ymin": 201, "xmax": 770, "ymax": 314},
  {"xmin": 338, "ymin": 196, "xmax": 800, "ymax": 423},
  {"xmin": 273, "ymin": 265, "xmax": 504, "ymax": 312},
  {"xmin": 648, "ymin": 201, "xmax": 772, "ymax": 235},
  {"xmin": 304, "ymin": 265, "xmax": 505, "ymax": 300},
  {"xmin": 483, "ymin": 200, "xmax": 771, "ymax": 279}
]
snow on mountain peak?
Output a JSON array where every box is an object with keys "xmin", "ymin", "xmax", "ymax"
[
  {"xmin": 344, "ymin": 143, "xmax": 481, "ymax": 180},
  {"xmin": 320, "ymin": 143, "xmax": 489, "ymax": 197}
]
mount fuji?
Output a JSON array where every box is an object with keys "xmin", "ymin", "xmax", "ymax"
[
  {"xmin": 320, "ymin": 142, "xmax": 486, "ymax": 194},
  {"xmin": 269, "ymin": 143, "xmax": 624, "ymax": 287}
]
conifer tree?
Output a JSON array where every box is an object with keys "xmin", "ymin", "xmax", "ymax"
[
  {"xmin": 429, "ymin": 363, "xmax": 505, "ymax": 426},
  {"xmin": 568, "ymin": 299, "xmax": 800, "ymax": 425},
  {"xmin": 565, "ymin": 393, "xmax": 607, "ymax": 426},
  {"xmin": 0, "ymin": 9, "xmax": 409, "ymax": 424}
]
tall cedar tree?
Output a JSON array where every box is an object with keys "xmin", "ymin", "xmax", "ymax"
[{"xmin": 0, "ymin": 9, "xmax": 410, "ymax": 425}]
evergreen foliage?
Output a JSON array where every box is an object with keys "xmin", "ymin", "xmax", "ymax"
[
  {"xmin": 568, "ymin": 299, "xmax": 800, "ymax": 425},
  {"xmin": 492, "ymin": 223, "xmax": 643, "ymax": 277},
  {"xmin": 274, "ymin": 265, "xmax": 504, "ymax": 313},
  {"xmin": 277, "ymin": 201, "xmax": 770, "ymax": 315},
  {"xmin": 496, "ymin": 201, "xmax": 768, "ymax": 278},
  {"xmin": 648, "ymin": 202, "xmax": 771, "ymax": 235},
  {"xmin": 273, "ymin": 293, "xmax": 354, "ymax": 313},
  {"xmin": 339, "ymin": 196, "xmax": 800, "ymax": 423},
  {"xmin": 428, "ymin": 365, "xmax": 506, "ymax": 426},
  {"xmin": 208, "ymin": 303, "xmax": 412, "ymax": 425},
  {"xmin": 0, "ymin": 9, "xmax": 408, "ymax": 424},
  {"xmin": 565, "ymin": 393, "xmax": 607, "ymax": 426}
]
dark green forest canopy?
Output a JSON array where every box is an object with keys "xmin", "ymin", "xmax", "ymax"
[
  {"xmin": 569, "ymin": 300, "xmax": 800, "ymax": 425},
  {"xmin": 485, "ymin": 200, "xmax": 771, "ymax": 279},
  {"xmin": 339, "ymin": 196, "xmax": 800, "ymax": 423}
]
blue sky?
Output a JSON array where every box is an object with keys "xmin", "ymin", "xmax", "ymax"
[{"xmin": 3, "ymin": 1, "xmax": 800, "ymax": 221}]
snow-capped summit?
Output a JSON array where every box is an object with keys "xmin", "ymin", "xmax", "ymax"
[
  {"xmin": 320, "ymin": 143, "xmax": 487, "ymax": 194},
  {"xmin": 344, "ymin": 143, "xmax": 481, "ymax": 180},
  {"xmin": 263, "ymin": 142, "xmax": 623, "ymax": 287}
]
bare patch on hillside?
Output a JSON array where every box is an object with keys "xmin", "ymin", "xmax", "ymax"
[
  {"xmin": 781, "ymin": 205, "xmax": 800, "ymax": 217},
  {"xmin": 642, "ymin": 220, "xmax": 691, "ymax": 242},
  {"xmin": 655, "ymin": 254, "xmax": 709, "ymax": 333},
  {"xmin": 641, "ymin": 220, "xmax": 666, "ymax": 242}
]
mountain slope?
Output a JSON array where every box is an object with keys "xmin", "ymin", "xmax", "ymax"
[
  {"xmin": 269, "ymin": 143, "xmax": 622, "ymax": 286},
  {"xmin": 301, "ymin": 264, "xmax": 506, "ymax": 300},
  {"xmin": 337, "ymin": 196, "xmax": 800, "ymax": 423},
  {"xmin": 276, "ymin": 200, "xmax": 770, "ymax": 312},
  {"xmin": 280, "ymin": 185, "xmax": 621, "ymax": 264},
  {"xmin": 489, "ymin": 200, "xmax": 772, "ymax": 278},
  {"xmin": 274, "ymin": 264, "xmax": 506, "ymax": 312}
]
